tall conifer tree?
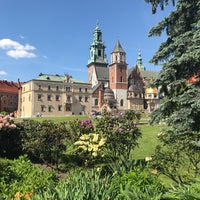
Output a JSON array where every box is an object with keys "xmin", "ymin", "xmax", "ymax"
[{"xmin": 145, "ymin": 0, "xmax": 200, "ymax": 135}]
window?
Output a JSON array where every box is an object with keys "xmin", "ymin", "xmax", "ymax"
[
  {"xmin": 67, "ymin": 95, "xmax": 71, "ymax": 102},
  {"xmin": 47, "ymin": 95, "xmax": 51, "ymax": 101},
  {"xmin": 98, "ymin": 50, "xmax": 101, "ymax": 56},
  {"xmin": 58, "ymin": 105, "xmax": 62, "ymax": 111},
  {"xmin": 28, "ymin": 94, "xmax": 31, "ymax": 101},
  {"xmin": 66, "ymin": 104, "xmax": 71, "ymax": 111},
  {"xmin": 48, "ymin": 106, "xmax": 52, "ymax": 112},
  {"xmin": 48, "ymin": 85, "xmax": 51, "ymax": 90},
  {"xmin": 85, "ymin": 88, "xmax": 88, "ymax": 93},
  {"xmin": 23, "ymin": 97, "xmax": 25, "ymax": 102},
  {"xmin": 85, "ymin": 97, "xmax": 88, "ymax": 102},
  {"xmin": 79, "ymin": 96, "xmax": 82, "ymax": 102},
  {"xmin": 38, "ymin": 85, "xmax": 42, "ymax": 90},
  {"xmin": 120, "ymin": 99, "xmax": 124, "ymax": 106},
  {"xmin": 66, "ymin": 87, "xmax": 70, "ymax": 92},
  {"xmin": 56, "ymin": 86, "xmax": 59, "ymax": 91},
  {"xmin": 38, "ymin": 94, "xmax": 42, "ymax": 101},
  {"xmin": 41, "ymin": 105, "xmax": 45, "ymax": 112},
  {"xmin": 79, "ymin": 88, "xmax": 82, "ymax": 92},
  {"xmin": 95, "ymin": 99, "xmax": 98, "ymax": 106},
  {"xmin": 120, "ymin": 76, "xmax": 123, "ymax": 82},
  {"xmin": 56, "ymin": 95, "xmax": 60, "ymax": 101}
]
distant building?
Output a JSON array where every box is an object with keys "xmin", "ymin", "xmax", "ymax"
[
  {"xmin": 87, "ymin": 24, "xmax": 160, "ymax": 113},
  {"xmin": 0, "ymin": 80, "xmax": 20, "ymax": 113},
  {"xmin": 18, "ymin": 74, "xmax": 92, "ymax": 118}
]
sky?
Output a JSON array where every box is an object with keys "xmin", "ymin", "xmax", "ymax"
[{"xmin": 0, "ymin": 0, "xmax": 175, "ymax": 83}]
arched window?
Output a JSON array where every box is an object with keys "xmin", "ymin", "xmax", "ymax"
[{"xmin": 120, "ymin": 99, "xmax": 123, "ymax": 107}]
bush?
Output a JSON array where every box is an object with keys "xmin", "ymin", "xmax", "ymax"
[
  {"xmin": 29, "ymin": 168, "xmax": 112, "ymax": 200},
  {"xmin": 22, "ymin": 120, "xmax": 68, "ymax": 169},
  {"xmin": 109, "ymin": 168, "xmax": 165, "ymax": 199},
  {"xmin": 95, "ymin": 111, "xmax": 142, "ymax": 160},
  {"xmin": 0, "ymin": 115, "xmax": 23, "ymax": 158},
  {"xmin": 0, "ymin": 155, "xmax": 58, "ymax": 199}
]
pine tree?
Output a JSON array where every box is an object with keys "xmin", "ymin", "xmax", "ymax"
[{"xmin": 145, "ymin": 0, "xmax": 200, "ymax": 136}]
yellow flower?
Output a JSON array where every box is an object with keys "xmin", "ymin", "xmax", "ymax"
[
  {"xmin": 92, "ymin": 152, "xmax": 98, "ymax": 157},
  {"xmin": 92, "ymin": 134, "xmax": 99, "ymax": 142},
  {"xmin": 151, "ymin": 169, "xmax": 158, "ymax": 174},
  {"xmin": 91, "ymin": 144, "xmax": 99, "ymax": 151},
  {"xmin": 74, "ymin": 141, "xmax": 84, "ymax": 145},
  {"xmin": 99, "ymin": 138, "xmax": 106, "ymax": 146},
  {"xmin": 78, "ymin": 145, "xmax": 87, "ymax": 151},
  {"xmin": 80, "ymin": 134, "xmax": 90, "ymax": 141},
  {"xmin": 145, "ymin": 156, "xmax": 152, "ymax": 162}
]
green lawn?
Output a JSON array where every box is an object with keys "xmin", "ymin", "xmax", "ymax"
[{"xmin": 131, "ymin": 124, "xmax": 162, "ymax": 159}]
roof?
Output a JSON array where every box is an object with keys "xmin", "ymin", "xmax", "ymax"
[
  {"xmin": 95, "ymin": 66, "xmax": 109, "ymax": 81},
  {"xmin": 0, "ymin": 80, "xmax": 19, "ymax": 94},
  {"xmin": 112, "ymin": 40, "xmax": 125, "ymax": 53},
  {"xmin": 140, "ymin": 70, "xmax": 159, "ymax": 80},
  {"xmin": 128, "ymin": 66, "xmax": 159, "ymax": 80},
  {"xmin": 33, "ymin": 73, "xmax": 87, "ymax": 84}
]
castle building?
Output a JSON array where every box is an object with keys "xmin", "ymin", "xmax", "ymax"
[
  {"xmin": 87, "ymin": 24, "xmax": 160, "ymax": 113},
  {"xmin": 0, "ymin": 80, "xmax": 20, "ymax": 114},
  {"xmin": 18, "ymin": 74, "xmax": 92, "ymax": 118}
]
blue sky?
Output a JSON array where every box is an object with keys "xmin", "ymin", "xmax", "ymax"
[{"xmin": 0, "ymin": 0, "xmax": 174, "ymax": 82}]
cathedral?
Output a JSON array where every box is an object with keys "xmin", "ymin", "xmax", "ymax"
[{"xmin": 87, "ymin": 24, "xmax": 161, "ymax": 113}]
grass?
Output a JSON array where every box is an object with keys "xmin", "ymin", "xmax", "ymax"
[
  {"xmin": 15, "ymin": 115, "xmax": 88, "ymax": 123},
  {"xmin": 131, "ymin": 124, "xmax": 162, "ymax": 159}
]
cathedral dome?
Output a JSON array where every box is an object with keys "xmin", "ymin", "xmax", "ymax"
[
  {"xmin": 104, "ymin": 87, "xmax": 115, "ymax": 100},
  {"xmin": 145, "ymin": 87, "xmax": 158, "ymax": 94}
]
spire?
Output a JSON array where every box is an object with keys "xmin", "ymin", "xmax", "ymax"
[
  {"xmin": 112, "ymin": 40, "xmax": 125, "ymax": 53},
  {"xmin": 88, "ymin": 23, "xmax": 107, "ymax": 65},
  {"xmin": 137, "ymin": 50, "xmax": 146, "ymax": 71}
]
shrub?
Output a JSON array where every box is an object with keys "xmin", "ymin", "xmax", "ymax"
[
  {"xmin": 68, "ymin": 118, "xmax": 94, "ymax": 141},
  {"xmin": 22, "ymin": 120, "xmax": 68, "ymax": 169},
  {"xmin": 74, "ymin": 133, "xmax": 106, "ymax": 166},
  {"xmin": 0, "ymin": 115, "xmax": 23, "ymax": 158},
  {"xmin": 30, "ymin": 168, "xmax": 112, "ymax": 200},
  {"xmin": 0, "ymin": 155, "xmax": 58, "ymax": 199},
  {"xmin": 95, "ymin": 111, "xmax": 142, "ymax": 160},
  {"xmin": 109, "ymin": 168, "xmax": 165, "ymax": 199}
]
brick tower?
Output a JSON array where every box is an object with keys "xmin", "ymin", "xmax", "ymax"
[{"xmin": 109, "ymin": 40, "xmax": 128, "ymax": 110}]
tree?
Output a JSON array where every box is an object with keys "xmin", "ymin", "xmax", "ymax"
[
  {"xmin": 145, "ymin": 0, "xmax": 200, "ymax": 182},
  {"xmin": 145, "ymin": 0, "xmax": 200, "ymax": 135}
]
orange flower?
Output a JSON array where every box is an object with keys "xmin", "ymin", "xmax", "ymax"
[{"xmin": 23, "ymin": 192, "xmax": 32, "ymax": 200}]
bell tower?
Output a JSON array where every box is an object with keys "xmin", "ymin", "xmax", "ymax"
[
  {"xmin": 109, "ymin": 40, "xmax": 128, "ymax": 110},
  {"xmin": 87, "ymin": 23, "xmax": 108, "ymax": 85}
]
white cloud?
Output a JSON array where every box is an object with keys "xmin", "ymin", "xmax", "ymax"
[
  {"xmin": 0, "ymin": 71, "xmax": 7, "ymax": 75},
  {"xmin": 0, "ymin": 38, "xmax": 36, "ymax": 59}
]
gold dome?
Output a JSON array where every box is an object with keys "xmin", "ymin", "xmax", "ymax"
[{"xmin": 145, "ymin": 87, "xmax": 158, "ymax": 94}]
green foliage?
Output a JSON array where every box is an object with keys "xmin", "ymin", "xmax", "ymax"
[
  {"xmin": 144, "ymin": 0, "xmax": 200, "ymax": 190},
  {"xmin": 0, "ymin": 155, "xmax": 58, "ymax": 199},
  {"xmin": 30, "ymin": 168, "xmax": 112, "ymax": 200},
  {"xmin": 95, "ymin": 110, "xmax": 142, "ymax": 160},
  {"xmin": 163, "ymin": 178, "xmax": 200, "ymax": 199},
  {"xmin": 145, "ymin": 0, "xmax": 175, "ymax": 14},
  {"xmin": 151, "ymin": 131, "xmax": 200, "ymax": 184},
  {"xmin": 22, "ymin": 120, "xmax": 68, "ymax": 169},
  {"xmin": 68, "ymin": 118, "xmax": 94, "ymax": 141},
  {"xmin": 109, "ymin": 168, "xmax": 165, "ymax": 199},
  {"xmin": 0, "ymin": 115, "xmax": 23, "ymax": 158}
]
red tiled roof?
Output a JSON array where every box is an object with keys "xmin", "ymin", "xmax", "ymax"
[{"xmin": 0, "ymin": 80, "xmax": 19, "ymax": 94}]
